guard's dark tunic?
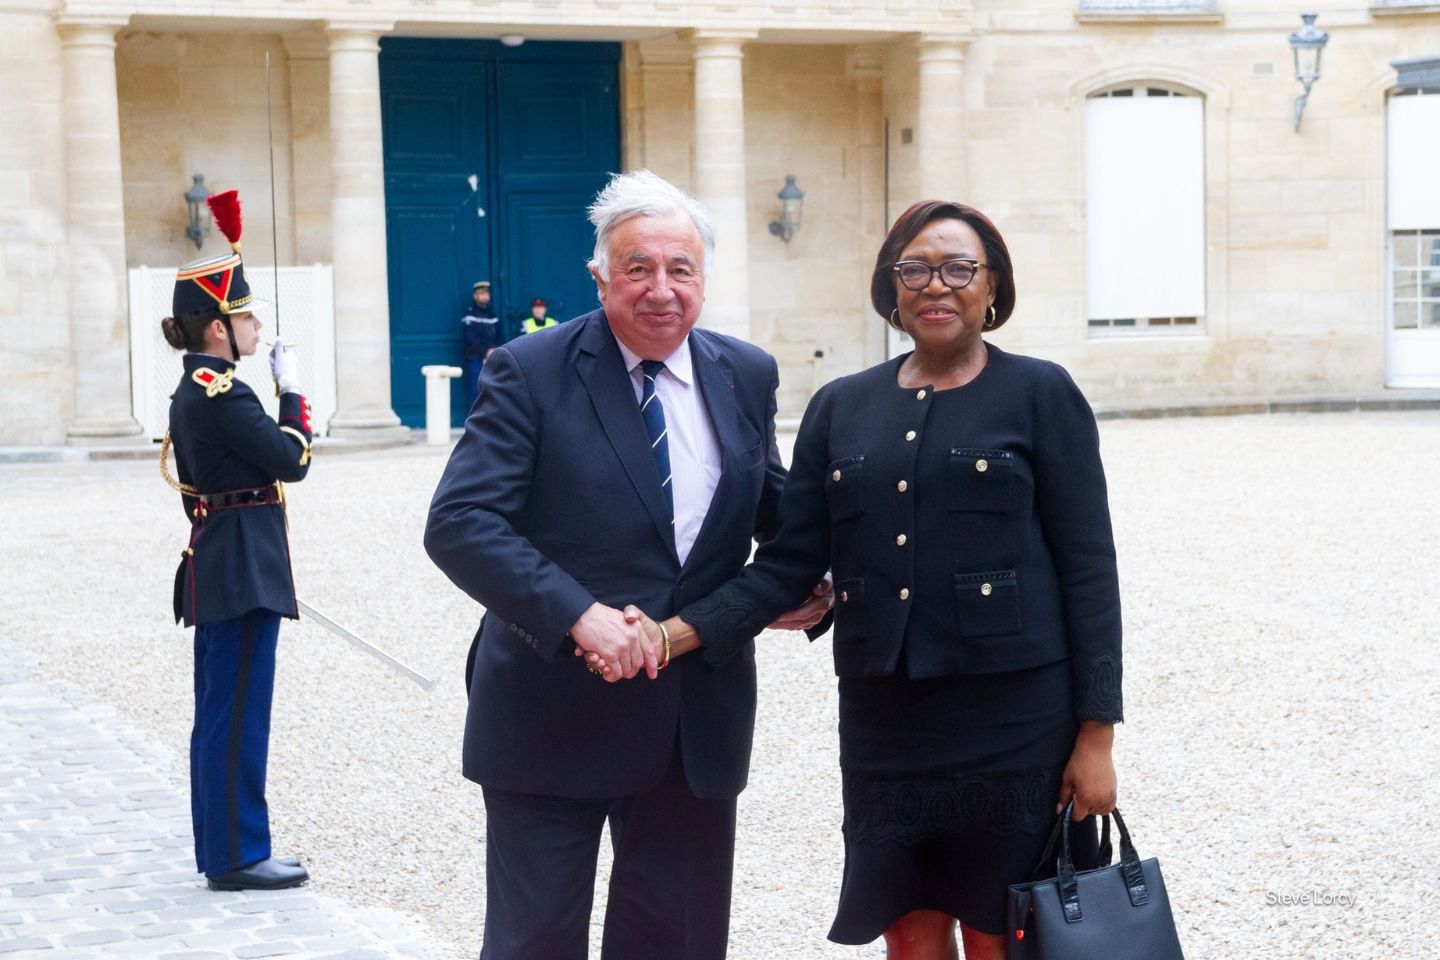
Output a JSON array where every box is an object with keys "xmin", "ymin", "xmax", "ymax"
[{"xmin": 170, "ymin": 353, "xmax": 312, "ymax": 627}]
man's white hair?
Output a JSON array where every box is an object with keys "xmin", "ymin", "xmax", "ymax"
[{"xmin": 587, "ymin": 169, "xmax": 716, "ymax": 280}]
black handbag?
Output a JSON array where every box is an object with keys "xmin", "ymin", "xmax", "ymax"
[{"xmin": 1006, "ymin": 801, "xmax": 1184, "ymax": 960}]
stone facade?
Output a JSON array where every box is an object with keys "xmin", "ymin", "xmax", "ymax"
[{"xmin": 2, "ymin": 0, "xmax": 1438, "ymax": 443}]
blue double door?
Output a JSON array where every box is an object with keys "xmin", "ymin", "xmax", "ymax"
[{"xmin": 380, "ymin": 39, "xmax": 621, "ymax": 426}]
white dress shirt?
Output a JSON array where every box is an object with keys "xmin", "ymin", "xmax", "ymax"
[{"xmin": 615, "ymin": 336, "xmax": 723, "ymax": 566}]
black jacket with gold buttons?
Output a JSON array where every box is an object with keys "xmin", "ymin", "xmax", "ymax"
[
  {"xmin": 681, "ymin": 344, "xmax": 1123, "ymax": 723},
  {"xmin": 169, "ymin": 353, "xmax": 313, "ymax": 627}
]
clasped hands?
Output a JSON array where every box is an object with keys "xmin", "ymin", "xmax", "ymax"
[{"xmin": 570, "ymin": 577, "xmax": 833, "ymax": 683}]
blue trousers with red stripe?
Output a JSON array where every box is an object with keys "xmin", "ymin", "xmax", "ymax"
[{"xmin": 190, "ymin": 610, "xmax": 279, "ymax": 878}]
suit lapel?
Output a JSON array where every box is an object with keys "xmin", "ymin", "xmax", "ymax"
[
  {"xmin": 575, "ymin": 313, "xmax": 678, "ymax": 561},
  {"xmin": 682, "ymin": 333, "xmax": 745, "ymax": 576}
]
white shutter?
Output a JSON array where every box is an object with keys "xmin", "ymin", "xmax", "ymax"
[
  {"xmin": 1085, "ymin": 95, "xmax": 1205, "ymax": 320},
  {"xmin": 1388, "ymin": 94, "xmax": 1440, "ymax": 230}
]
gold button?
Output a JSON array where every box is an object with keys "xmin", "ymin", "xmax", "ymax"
[
  {"xmin": 981, "ymin": 583, "xmax": 993, "ymax": 596},
  {"xmin": 897, "ymin": 480, "xmax": 908, "ymax": 492},
  {"xmin": 899, "ymin": 588, "xmax": 910, "ymax": 600},
  {"xmin": 976, "ymin": 459, "xmax": 988, "ymax": 472},
  {"xmin": 905, "ymin": 430, "xmax": 916, "ymax": 441},
  {"xmin": 832, "ymin": 470, "xmax": 841, "ymax": 482},
  {"xmin": 916, "ymin": 389, "xmax": 927, "ymax": 400},
  {"xmin": 840, "ymin": 591, "xmax": 849, "ymax": 603},
  {"xmin": 896, "ymin": 533, "xmax": 907, "ymax": 546}
]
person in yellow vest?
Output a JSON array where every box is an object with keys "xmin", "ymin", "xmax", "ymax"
[{"xmin": 521, "ymin": 298, "xmax": 558, "ymax": 334}]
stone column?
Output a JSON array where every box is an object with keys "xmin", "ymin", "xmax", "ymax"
[
  {"xmin": 633, "ymin": 38, "xmax": 693, "ymax": 183},
  {"xmin": 848, "ymin": 45, "xmax": 889, "ymax": 367},
  {"xmin": 691, "ymin": 30, "xmax": 756, "ymax": 341},
  {"xmin": 915, "ymin": 34, "xmax": 969, "ymax": 202},
  {"xmin": 59, "ymin": 17, "xmax": 143, "ymax": 444},
  {"xmin": 325, "ymin": 22, "xmax": 406, "ymax": 439},
  {"xmin": 283, "ymin": 31, "xmax": 332, "ymax": 266}
]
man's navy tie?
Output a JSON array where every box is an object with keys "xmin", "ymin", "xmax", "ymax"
[{"xmin": 639, "ymin": 359, "xmax": 673, "ymax": 519}]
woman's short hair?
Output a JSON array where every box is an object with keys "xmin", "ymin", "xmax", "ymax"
[
  {"xmin": 870, "ymin": 200, "xmax": 1017, "ymax": 332},
  {"xmin": 586, "ymin": 169, "xmax": 717, "ymax": 280}
]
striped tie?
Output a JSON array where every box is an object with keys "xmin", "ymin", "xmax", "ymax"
[{"xmin": 639, "ymin": 359, "xmax": 673, "ymax": 519}]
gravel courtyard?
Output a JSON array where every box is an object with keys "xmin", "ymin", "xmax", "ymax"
[{"xmin": 2, "ymin": 410, "xmax": 1436, "ymax": 960}]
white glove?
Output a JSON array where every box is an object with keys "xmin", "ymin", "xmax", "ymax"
[{"xmin": 269, "ymin": 340, "xmax": 301, "ymax": 395}]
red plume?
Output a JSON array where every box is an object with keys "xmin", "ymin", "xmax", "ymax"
[{"xmin": 207, "ymin": 190, "xmax": 243, "ymax": 251}]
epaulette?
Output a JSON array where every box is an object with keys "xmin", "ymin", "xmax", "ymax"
[{"xmin": 191, "ymin": 367, "xmax": 236, "ymax": 398}]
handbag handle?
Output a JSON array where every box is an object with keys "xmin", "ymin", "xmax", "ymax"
[
  {"xmin": 1107, "ymin": 808, "xmax": 1151, "ymax": 909},
  {"xmin": 1042, "ymin": 801, "xmax": 1152, "ymax": 923}
]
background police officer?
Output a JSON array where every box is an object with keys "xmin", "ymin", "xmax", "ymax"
[
  {"xmin": 161, "ymin": 190, "xmax": 313, "ymax": 892},
  {"xmin": 461, "ymin": 280, "xmax": 501, "ymax": 406}
]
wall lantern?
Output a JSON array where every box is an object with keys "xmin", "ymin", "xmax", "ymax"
[
  {"xmin": 767, "ymin": 175, "xmax": 805, "ymax": 243},
  {"xmin": 184, "ymin": 173, "xmax": 212, "ymax": 249},
  {"xmin": 1288, "ymin": 13, "xmax": 1329, "ymax": 131}
]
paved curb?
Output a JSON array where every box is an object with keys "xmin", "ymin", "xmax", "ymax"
[
  {"xmin": 1090, "ymin": 390, "xmax": 1440, "ymax": 421},
  {"xmin": 0, "ymin": 634, "xmax": 460, "ymax": 960},
  {"xmin": 7, "ymin": 392, "xmax": 1439, "ymax": 463},
  {"xmin": 0, "ymin": 432, "xmax": 439, "ymax": 465}
]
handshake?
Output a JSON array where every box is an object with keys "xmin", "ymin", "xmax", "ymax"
[{"xmin": 570, "ymin": 578, "xmax": 833, "ymax": 683}]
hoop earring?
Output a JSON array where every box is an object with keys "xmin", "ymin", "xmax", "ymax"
[
  {"xmin": 889, "ymin": 308, "xmax": 902, "ymax": 330},
  {"xmin": 983, "ymin": 305, "xmax": 997, "ymax": 329}
]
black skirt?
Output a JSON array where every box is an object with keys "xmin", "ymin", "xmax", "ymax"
[{"xmin": 829, "ymin": 658, "xmax": 1098, "ymax": 942}]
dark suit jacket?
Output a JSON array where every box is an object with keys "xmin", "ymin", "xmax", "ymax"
[
  {"xmin": 424, "ymin": 308, "xmax": 786, "ymax": 800},
  {"xmin": 169, "ymin": 353, "xmax": 313, "ymax": 627},
  {"xmin": 682, "ymin": 345, "xmax": 1123, "ymax": 724}
]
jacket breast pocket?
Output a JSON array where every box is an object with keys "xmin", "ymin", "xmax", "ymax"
[
  {"xmin": 946, "ymin": 448, "xmax": 1013, "ymax": 514},
  {"xmin": 833, "ymin": 577, "xmax": 865, "ymax": 644},
  {"xmin": 825, "ymin": 455, "xmax": 865, "ymax": 524},
  {"xmin": 953, "ymin": 570, "xmax": 1021, "ymax": 638}
]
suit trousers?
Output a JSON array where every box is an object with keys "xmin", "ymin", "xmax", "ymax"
[
  {"xmin": 479, "ymin": 741, "xmax": 737, "ymax": 960},
  {"xmin": 190, "ymin": 610, "xmax": 279, "ymax": 877}
]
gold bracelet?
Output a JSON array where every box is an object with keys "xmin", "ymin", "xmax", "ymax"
[{"xmin": 657, "ymin": 620, "xmax": 672, "ymax": 670}]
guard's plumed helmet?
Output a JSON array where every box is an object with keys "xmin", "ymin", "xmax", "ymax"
[{"xmin": 171, "ymin": 191, "xmax": 270, "ymax": 321}]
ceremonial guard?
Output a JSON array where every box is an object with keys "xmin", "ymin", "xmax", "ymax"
[
  {"xmin": 161, "ymin": 191, "xmax": 313, "ymax": 892},
  {"xmin": 461, "ymin": 279, "xmax": 501, "ymax": 406}
]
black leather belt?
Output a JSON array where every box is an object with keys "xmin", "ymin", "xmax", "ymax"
[{"xmin": 197, "ymin": 485, "xmax": 281, "ymax": 509}]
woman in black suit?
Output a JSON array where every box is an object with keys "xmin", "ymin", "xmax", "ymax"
[{"xmin": 635, "ymin": 201, "xmax": 1123, "ymax": 959}]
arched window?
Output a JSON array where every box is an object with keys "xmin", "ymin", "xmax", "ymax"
[{"xmin": 1085, "ymin": 82, "xmax": 1205, "ymax": 334}]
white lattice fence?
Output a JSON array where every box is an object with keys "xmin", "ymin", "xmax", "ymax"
[{"xmin": 129, "ymin": 265, "xmax": 336, "ymax": 440}]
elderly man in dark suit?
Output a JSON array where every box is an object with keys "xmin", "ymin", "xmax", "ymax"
[{"xmin": 425, "ymin": 170, "xmax": 829, "ymax": 960}]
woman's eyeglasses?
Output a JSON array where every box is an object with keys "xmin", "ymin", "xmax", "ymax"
[{"xmin": 892, "ymin": 259, "xmax": 987, "ymax": 291}]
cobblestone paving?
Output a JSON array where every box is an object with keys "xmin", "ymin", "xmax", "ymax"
[{"xmin": 0, "ymin": 636, "xmax": 454, "ymax": 960}]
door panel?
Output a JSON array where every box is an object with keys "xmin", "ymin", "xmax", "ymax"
[
  {"xmin": 495, "ymin": 57, "xmax": 619, "ymax": 329},
  {"xmin": 385, "ymin": 94, "xmax": 467, "ymax": 162},
  {"xmin": 380, "ymin": 41, "xmax": 620, "ymax": 425},
  {"xmin": 504, "ymin": 193, "xmax": 605, "ymax": 325},
  {"xmin": 496, "ymin": 61, "xmax": 620, "ymax": 179},
  {"xmin": 381, "ymin": 55, "xmax": 490, "ymax": 426}
]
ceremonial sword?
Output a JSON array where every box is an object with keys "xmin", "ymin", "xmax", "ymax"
[{"xmin": 296, "ymin": 600, "xmax": 437, "ymax": 691}]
